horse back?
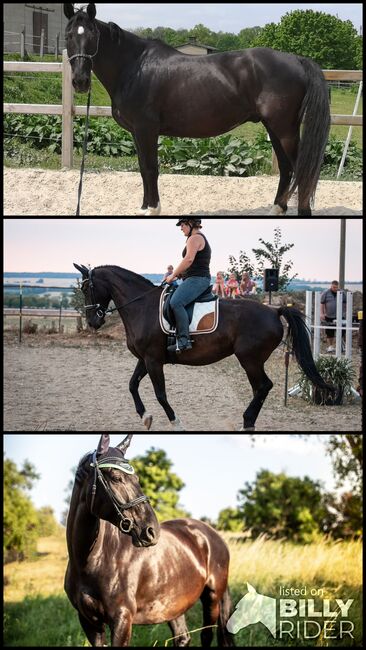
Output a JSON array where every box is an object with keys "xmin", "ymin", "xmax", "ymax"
[{"xmin": 161, "ymin": 518, "xmax": 230, "ymax": 579}]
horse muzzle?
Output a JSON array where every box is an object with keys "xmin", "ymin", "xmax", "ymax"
[
  {"xmin": 72, "ymin": 77, "xmax": 91, "ymax": 93},
  {"xmin": 131, "ymin": 525, "xmax": 159, "ymax": 548}
]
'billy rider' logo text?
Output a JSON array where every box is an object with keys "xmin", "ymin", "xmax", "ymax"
[{"xmin": 227, "ymin": 583, "xmax": 354, "ymax": 640}]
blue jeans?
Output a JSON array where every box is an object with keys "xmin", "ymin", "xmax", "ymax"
[{"xmin": 170, "ymin": 276, "xmax": 211, "ymax": 342}]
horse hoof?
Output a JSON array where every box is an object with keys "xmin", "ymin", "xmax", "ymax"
[
  {"xmin": 142, "ymin": 413, "xmax": 153, "ymax": 430},
  {"xmin": 239, "ymin": 426, "xmax": 256, "ymax": 431},
  {"xmin": 141, "ymin": 202, "xmax": 161, "ymax": 216},
  {"xmin": 269, "ymin": 204, "xmax": 286, "ymax": 215},
  {"xmin": 171, "ymin": 417, "xmax": 185, "ymax": 431}
]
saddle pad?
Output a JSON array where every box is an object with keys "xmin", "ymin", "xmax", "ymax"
[{"xmin": 159, "ymin": 291, "xmax": 219, "ymax": 336}]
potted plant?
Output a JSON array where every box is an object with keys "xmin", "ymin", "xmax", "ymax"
[{"xmin": 298, "ymin": 356, "xmax": 356, "ymax": 405}]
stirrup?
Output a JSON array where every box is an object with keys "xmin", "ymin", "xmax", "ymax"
[{"xmin": 167, "ymin": 338, "xmax": 193, "ymax": 354}]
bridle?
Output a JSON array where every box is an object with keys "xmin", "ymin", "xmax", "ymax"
[
  {"xmin": 82, "ymin": 269, "xmax": 107, "ymax": 319},
  {"xmin": 88, "ymin": 450, "xmax": 150, "ymax": 534},
  {"xmin": 67, "ymin": 25, "xmax": 100, "ymax": 64}
]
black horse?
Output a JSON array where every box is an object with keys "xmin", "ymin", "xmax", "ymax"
[
  {"xmin": 65, "ymin": 433, "xmax": 234, "ymax": 647},
  {"xmin": 64, "ymin": 4, "xmax": 330, "ymax": 216},
  {"xmin": 73, "ymin": 263, "xmax": 333, "ymax": 431}
]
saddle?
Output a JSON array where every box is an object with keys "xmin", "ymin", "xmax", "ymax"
[{"xmin": 159, "ymin": 285, "xmax": 219, "ymax": 337}]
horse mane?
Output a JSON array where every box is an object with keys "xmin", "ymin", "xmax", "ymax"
[
  {"xmin": 108, "ymin": 21, "xmax": 122, "ymax": 44},
  {"xmin": 94, "ymin": 265, "xmax": 155, "ymax": 288}
]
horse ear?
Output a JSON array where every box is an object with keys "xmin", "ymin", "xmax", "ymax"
[
  {"xmin": 64, "ymin": 3, "xmax": 75, "ymax": 19},
  {"xmin": 247, "ymin": 583, "xmax": 257, "ymax": 594},
  {"xmin": 117, "ymin": 434, "xmax": 133, "ymax": 455},
  {"xmin": 73, "ymin": 263, "xmax": 89, "ymax": 279},
  {"xmin": 97, "ymin": 434, "xmax": 110, "ymax": 455},
  {"xmin": 87, "ymin": 3, "xmax": 96, "ymax": 20}
]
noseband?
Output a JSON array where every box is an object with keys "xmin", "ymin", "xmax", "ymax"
[{"xmin": 89, "ymin": 451, "xmax": 150, "ymax": 533}]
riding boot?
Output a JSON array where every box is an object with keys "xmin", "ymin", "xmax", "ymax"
[{"xmin": 167, "ymin": 306, "xmax": 192, "ymax": 353}]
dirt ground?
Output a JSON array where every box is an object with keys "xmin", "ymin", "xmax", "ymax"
[
  {"xmin": 4, "ymin": 327, "xmax": 362, "ymax": 431},
  {"xmin": 3, "ymin": 168, "xmax": 363, "ymax": 216}
]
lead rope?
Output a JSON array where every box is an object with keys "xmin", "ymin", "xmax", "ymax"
[{"xmin": 76, "ymin": 88, "xmax": 92, "ymax": 216}]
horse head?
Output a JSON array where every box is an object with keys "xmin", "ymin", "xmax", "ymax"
[
  {"xmin": 76, "ymin": 434, "xmax": 160, "ymax": 548},
  {"xmin": 64, "ymin": 3, "xmax": 98, "ymax": 93},
  {"xmin": 73, "ymin": 263, "xmax": 111, "ymax": 330}
]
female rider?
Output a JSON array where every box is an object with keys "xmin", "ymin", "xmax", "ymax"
[{"xmin": 165, "ymin": 219, "xmax": 212, "ymax": 353}]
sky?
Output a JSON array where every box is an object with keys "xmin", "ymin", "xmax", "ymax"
[
  {"xmin": 4, "ymin": 433, "xmax": 341, "ymax": 525},
  {"xmin": 3, "ymin": 218, "xmax": 363, "ymax": 281},
  {"xmin": 76, "ymin": 4, "xmax": 362, "ymax": 34}
]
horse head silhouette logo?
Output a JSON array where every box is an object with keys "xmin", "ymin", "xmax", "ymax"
[{"xmin": 227, "ymin": 583, "xmax": 276, "ymax": 637}]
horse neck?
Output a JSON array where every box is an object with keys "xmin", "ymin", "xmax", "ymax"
[
  {"xmin": 103, "ymin": 267, "xmax": 154, "ymax": 307},
  {"xmin": 92, "ymin": 21, "xmax": 147, "ymax": 99},
  {"xmin": 104, "ymin": 268, "xmax": 157, "ymax": 341},
  {"xmin": 66, "ymin": 485, "xmax": 101, "ymax": 569}
]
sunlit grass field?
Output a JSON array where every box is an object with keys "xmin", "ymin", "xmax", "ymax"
[{"xmin": 4, "ymin": 532, "xmax": 362, "ymax": 646}]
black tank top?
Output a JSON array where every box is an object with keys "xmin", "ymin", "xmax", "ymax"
[{"xmin": 182, "ymin": 233, "xmax": 211, "ymax": 279}]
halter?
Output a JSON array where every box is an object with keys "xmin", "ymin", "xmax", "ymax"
[
  {"xmin": 68, "ymin": 27, "xmax": 100, "ymax": 64},
  {"xmin": 89, "ymin": 450, "xmax": 150, "ymax": 534}
]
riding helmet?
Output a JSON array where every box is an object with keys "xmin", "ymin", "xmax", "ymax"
[{"xmin": 176, "ymin": 219, "xmax": 202, "ymax": 227}]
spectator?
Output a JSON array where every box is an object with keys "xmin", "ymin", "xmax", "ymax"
[
  {"xmin": 213, "ymin": 272, "xmax": 226, "ymax": 298},
  {"xmin": 163, "ymin": 265, "xmax": 179, "ymax": 288},
  {"xmin": 240, "ymin": 272, "xmax": 257, "ymax": 296},
  {"xmin": 320, "ymin": 280, "xmax": 347, "ymax": 353},
  {"xmin": 226, "ymin": 273, "xmax": 240, "ymax": 299}
]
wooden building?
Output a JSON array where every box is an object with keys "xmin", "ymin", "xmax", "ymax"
[{"xmin": 4, "ymin": 3, "xmax": 67, "ymax": 55}]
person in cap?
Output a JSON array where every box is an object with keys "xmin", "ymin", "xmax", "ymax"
[{"xmin": 165, "ymin": 219, "xmax": 212, "ymax": 353}]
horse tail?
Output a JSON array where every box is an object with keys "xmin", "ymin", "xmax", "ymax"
[
  {"xmin": 278, "ymin": 307, "xmax": 335, "ymax": 392},
  {"xmin": 218, "ymin": 586, "xmax": 236, "ymax": 647},
  {"xmin": 290, "ymin": 56, "xmax": 330, "ymax": 206}
]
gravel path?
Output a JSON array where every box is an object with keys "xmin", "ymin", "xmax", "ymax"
[
  {"xmin": 4, "ymin": 168, "xmax": 362, "ymax": 215},
  {"xmin": 4, "ymin": 335, "xmax": 362, "ymax": 431}
]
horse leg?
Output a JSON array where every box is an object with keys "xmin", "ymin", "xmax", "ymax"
[
  {"xmin": 145, "ymin": 359, "xmax": 186, "ymax": 430},
  {"xmin": 218, "ymin": 587, "xmax": 235, "ymax": 647},
  {"xmin": 265, "ymin": 124, "xmax": 299, "ymax": 215},
  {"xmin": 237, "ymin": 359, "xmax": 273, "ymax": 430},
  {"xmin": 78, "ymin": 613, "xmax": 107, "ymax": 647},
  {"xmin": 129, "ymin": 359, "xmax": 153, "ymax": 430},
  {"xmin": 110, "ymin": 608, "xmax": 133, "ymax": 646},
  {"xmin": 200, "ymin": 586, "xmax": 221, "ymax": 647},
  {"xmin": 168, "ymin": 615, "xmax": 191, "ymax": 646},
  {"xmin": 134, "ymin": 125, "xmax": 161, "ymax": 215},
  {"xmin": 133, "ymin": 136, "xmax": 148, "ymax": 210}
]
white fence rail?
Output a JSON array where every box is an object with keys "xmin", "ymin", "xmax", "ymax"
[{"xmin": 4, "ymin": 54, "xmax": 363, "ymax": 170}]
